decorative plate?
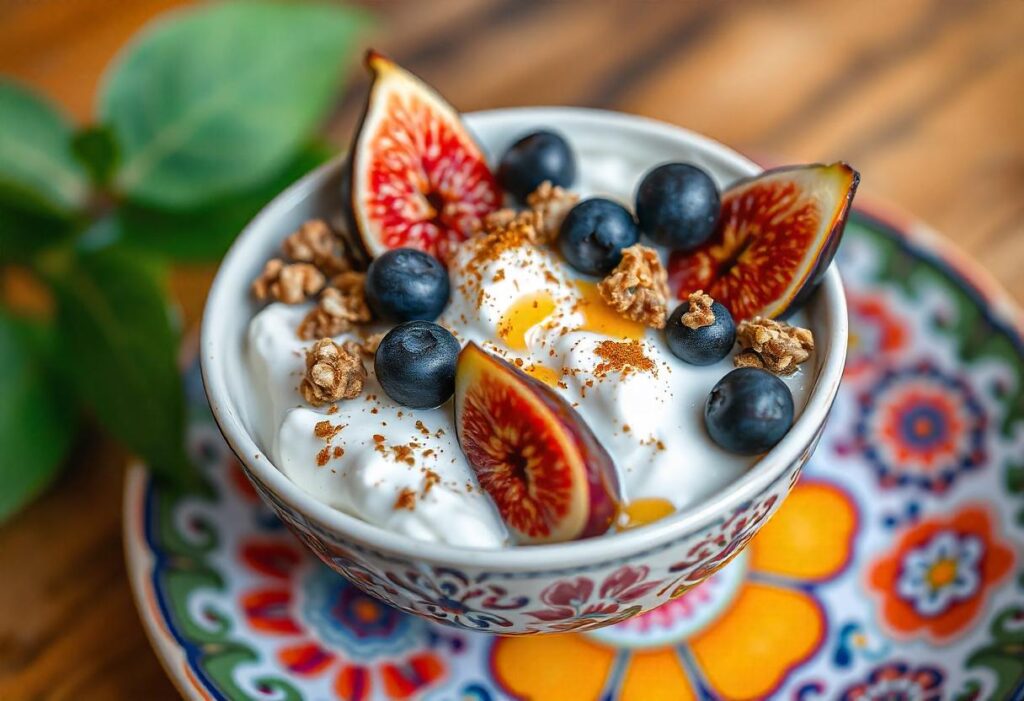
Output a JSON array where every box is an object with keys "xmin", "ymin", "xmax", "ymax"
[{"xmin": 125, "ymin": 207, "xmax": 1024, "ymax": 701}]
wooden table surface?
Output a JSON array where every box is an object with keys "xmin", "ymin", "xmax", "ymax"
[{"xmin": 1, "ymin": 0, "xmax": 1021, "ymax": 698}]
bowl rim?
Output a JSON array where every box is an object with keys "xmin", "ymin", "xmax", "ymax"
[{"xmin": 200, "ymin": 106, "xmax": 849, "ymax": 571}]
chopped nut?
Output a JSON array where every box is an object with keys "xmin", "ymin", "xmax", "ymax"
[
  {"xmin": 282, "ymin": 219, "xmax": 352, "ymax": 275},
  {"xmin": 471, "ymin": 182, "xmax": 579, "ymax": 246},
  {"xmin": 474, "ymin": 207, "xmax": 542, "ymax": 239},
  {"xmin": 300, "ymin": 338, "xmax": 366, "ymax": 405},
  {"xmin": 735, "ymin": 316, "xmax": 815, "ymax": 375},
  {"xmin": 597, "ymin": 244, "xmax": 670, "ymax": 329},
  {"xmin": 680, "ymin": 290, "xmax": 716, "ymax": 329},
  {"xmin": 297, "ymin": 272, "xmax": 372, "ymax": 340},
  {"xmin": 733, "ymin": 350, "xmax": 766, "ymax": 369},
  {"xmin": 358, "ymin": 331, "xmax": 385, "ymax": 357},
  {"xmin": 252, "ymin": 259, "xmax": 325, "ymax": 304},
  {"xmin": 526, "ymin": 181, "xmax": 579, "ymax": 244}
]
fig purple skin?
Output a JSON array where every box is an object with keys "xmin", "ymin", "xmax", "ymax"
[
  {"xmin": 454, "ymin": 343, "xmax": 621, "ymax": 544},
  {"xmin": 669, "ymin": 162, "xmax": 859, "ymax": 321},
  {"xmin": 773, "ymin": 164, "xmax": 859, "ymax": 319},
  {"xmin": 526, "ymin": 368, "xmax": 621, "ymax": 539}
]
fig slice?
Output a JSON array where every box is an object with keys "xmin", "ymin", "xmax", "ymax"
[
  {"xmin": 345, "ymin": 50, "xmax": 501, "ymax": 263},
  {"xmin": 454, "ymin": 342, "xmax": 621, "ymax": 544},
  {"xmin": 668, "ymin": 162, "xmax": 859, "ymax": 320}
]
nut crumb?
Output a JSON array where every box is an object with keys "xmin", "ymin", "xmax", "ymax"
[
  {"xmin": 252, "ymin": 259, "xmax": 324, "ymax": 304},
  {"xmin": 298, "ymin": 272, "xmax": 372, "ymax": 340},
  {"xmin": 681, "ymin": 290, "xmax": 716, "ymax": 329},
  {"xmin": 282, "ymin": 219, "xmax": 352, "ymax": 276},
  {"xmin": 733, "ymin": 350, "xmax": 765, "ymax": 369},
  {"xmin": 735, "ymin": 317, "xmax": 814, "ymax": 375},
  {"xmin": 471, "ymin": 181, "xmax": 579, "ymax": 246},
  {"xmin": 475, "ymin": 207, "xmax": 540, "ymax": 235},
  {"xmin": 597, "ymin": 244, "xmax": 670, "ymax": 328},
  {"xmin": 358, "ymin": 331, "xmax": 385, "ymax": 357},
  {"xmin": 526, "ymin": 181, "xmax": 579, "ymax": 244},
  {"xmin": 474, "ymin": 208, "xmax": 542, "ymax": 242},
  {"xmin": 300, "ymin": 339, "xmax": 366, "ymax": 405}
]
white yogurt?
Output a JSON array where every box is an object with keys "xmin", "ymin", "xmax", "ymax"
[{"xmin": 245, "ymin": 167, "xmax": 817, "ymax": 549}]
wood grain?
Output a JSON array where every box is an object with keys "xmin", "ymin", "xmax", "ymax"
[{"xmin": 0, "ymin": 0, "xmax": 1021, "ymax": 698}]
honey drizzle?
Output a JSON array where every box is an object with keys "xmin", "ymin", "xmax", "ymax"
[
  {"xmin": 574, "ymin": 281, "xmax": 645, "ymax": 341},
  {"xmin": 616, "ymin": 498, "xmax": 675, "ymax": 530},
  {"xmin": 523, "ymin": 364, "xmax": 561, "ymax": 387},
  {"xmin": 498, "ymin": 291, "xmax": 556, "ymax": 351}
]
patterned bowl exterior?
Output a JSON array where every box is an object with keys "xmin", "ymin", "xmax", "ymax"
[
  {"xmin": 201, "ymin": 108, "xmax": 847, "ymax": 635},
  {"xmin": 232, "ymin": 429, "xmax": 821, "ymax": 634}
]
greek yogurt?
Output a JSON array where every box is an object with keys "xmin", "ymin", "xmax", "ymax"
[{"xmin": 246, "ymin": 162, "xmax": 818, "ymax": 549}]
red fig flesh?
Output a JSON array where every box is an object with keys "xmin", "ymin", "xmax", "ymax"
[
  {"xmin": 346, "ymin": 51, "xmax": 501, "ymax": 263},
  {"xmin": 454, "ymin": 343, "xmax": 621, "ymax": 544},
  {"xmin": 668, "ymin": 162, "xmax": 859, "ymax": 320}
]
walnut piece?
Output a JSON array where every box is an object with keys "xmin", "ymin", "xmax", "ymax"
[
  {"xmin": 735, "ymin": 316, "xmax": 815, "ymax": 375},
  {"xmin": 251, "ymin": 259, "xmax": 325, "ymax": 304},
  {"xmin": 526, "ymin": 181, "xmax": 579, "ymax": 244},
  {"xmin": 680, "ymin": 290, "xmax": 716, "ymax": 329},
  {"xmin": 358, "ymin": 331, "xmax": 385, "ymax": 357},
  {"xmin": 300, "ymin": 338, "xmax": 366, "ymax": 405},
  {"xmin": 474, "ymin": 208, "xmax": 542, "ymax": 238},
  {"xmin": 733, "ymin": 350, "xmax": 766, "ymax": 369},
  {"xmin": 597, "ymin": 244, "xmax": 670, "ymax": 329},
  {"xmin": 282, "ymin": 219, "xmax": 352, "ymax": 276},
  {"xmin": 298, "ymin": 272, "xmax": 373, "ymax": 340},
  {"xmin": 469, "ymin": 181, "xmax": 577, "ymax": 245}
]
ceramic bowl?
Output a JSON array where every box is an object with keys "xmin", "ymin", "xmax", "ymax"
[{"xmin": 200, "ymin": 108, "xmax": 848, "ymax": 634}]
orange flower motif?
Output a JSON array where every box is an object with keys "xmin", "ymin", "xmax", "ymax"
[
  {"xmin": 490, "ymin": 481, "xmax": 858, "ymax": 701},
  {"xmin": 844, "ymin": 293, "xmax": 908, "ymax": 380},
  {"xmin": 867, "ymin": 504, "xmax": 1014, "ymax": 644}
]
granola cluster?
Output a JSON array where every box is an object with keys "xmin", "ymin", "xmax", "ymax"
[
  {"xmin": 250, "ymin": 218, "xmax": 374, "ymax": 345},
  {"xmin": 525, "ymin": 181, "xmax": 579, "ymax": 244},
  {"xmin": 472, "ymin": 180, "xmax": 578, "ymax": 245},
  {"xmin": 297, "ymin": 271, "xmax": 372, "ymax": 340},
  {"xmin": 475, "ymin": 208, "xmax": 542, "ymax": 240},
  {"xmin": 597, "ymin": 244, "xmax": 670, "ymax": 329},
  {"xmin": 282, "ymin": 219, "xmax": 352, "ymax": 276},
  {"xmin": 252, "ymin": 259, "xmax": 324, "ymax": 304},
  {"xmin": 300, "ymin": 338, "xmax": 366, "ymax": 406},
  {"xmin": 680, "ymin": 290, "xmax": 716, "ymax": 329},
  {"xmin": 734, "ymin": 316, "xmax": 815, "ymax": 375},
  {"xmin": 251, "ymin": 219, "xmax": 355, "ymax": 304},
  {"xmin": 358, "ymin": 331, "xmax": 386, "ymax": 357}
]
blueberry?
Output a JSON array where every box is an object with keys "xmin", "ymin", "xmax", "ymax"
[
  {"xmin": 635, "ymin": 163, "xmax": 720, "ymax": 250},
  {"xmin": 558, "ymin": 198, "xmax": 639, "ymax": 276},
  {"xmin": 375, "ymin": 321, "xmax": 460, "ymax": 408},
  {"xmin": 665, "ymin": 299, "xmax": 735, "ymax": 365},
  {"xmin": 365, "ymin": 248, "xmax": 449, "ymax": 322},
  {"xmin": 497, "ymin": 130, "xmax": 576, "ymax": 204},
  {"xmin": 704, "ymin": 367, "xmax": 794, "ymax": 454}
]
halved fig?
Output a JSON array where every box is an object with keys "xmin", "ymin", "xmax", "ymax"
[
  {"xmin": 454, "ymin": 343, "xmax": 620, "ymax": 544},
  {"xmin": 668, "ymin": 163, "xmax": 859, "ymax": 320},
  {"xmin": 344, "ymin": 50, "xmax": 501, "ymax": 263}
]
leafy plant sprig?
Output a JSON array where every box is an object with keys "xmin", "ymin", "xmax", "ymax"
[{"xmin": 0, "ymin": 1, "xmax": 369, "ymax": 521}]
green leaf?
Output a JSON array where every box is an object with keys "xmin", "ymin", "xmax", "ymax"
[
  {"xmin": 50, "ymin": 246, "xmax": 190, "ymax": 481},
  {"xmin": 0, "ymin": 202, "xmax": 75, "ymax": 265},
  {"xmin": 0, "ymin": 311, "xmax": 75, "ymax": 522},
  {"xmin": 100, "ymin": 1, "xmax": 370, "ymax": 208},
  {"xmin": 72, "ymin": 125, "xmax": 120, "ymax": 187},
  {"xmin": 115, "ymin": 141, "xmax": 330, "ymax": 261},
  {"xmin": 0, "ymin": 80, "xmax": 89, "ymax": 214}
]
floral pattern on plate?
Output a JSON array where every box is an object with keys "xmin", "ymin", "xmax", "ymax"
[{"xmin": 125, "ymin": 208, "xmax": 1024, "ymax": 700}]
